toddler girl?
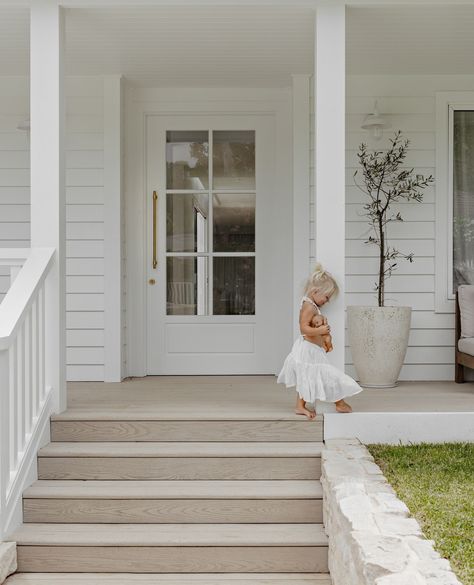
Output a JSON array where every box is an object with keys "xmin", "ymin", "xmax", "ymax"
[{"xmin": 277, "ymin": 263, "xmax": 362, "ymax": 419}]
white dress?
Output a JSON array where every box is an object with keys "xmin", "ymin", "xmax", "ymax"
[{"xmin": 277, "ymin": 297, "xmax": 362, "ymax": 403}]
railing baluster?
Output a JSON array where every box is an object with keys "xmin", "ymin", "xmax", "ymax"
[
  {"xmin": 39, "ymin": 284, "xmax": 45, "ymax": 401},
  {"xmin": 0, "ymin": 349, "xmax": 10, "ymax": 524},
  {"xmin": 32, "ymin": 297, "xmax": 39, "ymax": 418},
  {"xmin": 25, "ymin": 312, "xmax": 32, "ymax": 437},
  {"xmin": 8, "ymin": 343, "xmax": 17, "ymax": 474},
  {"xmin": 17, "ymin": 326, "xmax": 24, "ymax": 455}
]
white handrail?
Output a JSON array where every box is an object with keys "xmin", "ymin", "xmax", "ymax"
[{"xmin": 0, "ymin": 247, "xmax": 55, "ymax": 539}]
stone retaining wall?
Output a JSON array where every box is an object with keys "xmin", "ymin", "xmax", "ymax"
[
  {"xmin": 321, "ymin": 439, "xmax": 462, "ymax": 585},
  {"xmin": 0, "ymin": 542, "xmax": 16, "ymax": 584}
]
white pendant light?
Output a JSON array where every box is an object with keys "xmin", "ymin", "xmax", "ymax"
[{"xmin": 361, "ymin": 100, "xmax": 390, "ymax": 140}]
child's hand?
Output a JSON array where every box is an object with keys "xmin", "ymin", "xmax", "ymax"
[{"xmin": 314, "ymin": 324, "xmax": 330, "ymax": 336}]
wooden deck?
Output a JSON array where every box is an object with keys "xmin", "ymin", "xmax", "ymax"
[{"xmin": 66, "ymin": 376, "xmax": 474, "ymax": 415}]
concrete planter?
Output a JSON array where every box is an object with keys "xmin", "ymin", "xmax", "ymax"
[{"xmin": 347, "ymin": 306, "xmax": 412, "ymax": 388}]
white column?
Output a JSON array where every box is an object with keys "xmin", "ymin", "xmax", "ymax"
[
  {"xmin": 30, "ymin": 0, "xmax": 66, "ymax": 411},
  {"xmin": 314, "ymin": 1, "xmax": 346, "ymax": 370},
  {"xmin": 291, "ymin": 74, "xmax": 311, "ymax": 338},
  {"xmin": 103, "ymin": 75, "xmax": 123, "ymax": 382}
]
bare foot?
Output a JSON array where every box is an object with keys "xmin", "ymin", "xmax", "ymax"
[
  {"xmin": 295, "ymin": 406, "xmax": 316, "ymax": 420},
  {"xmin": 335, "ymin": 399, "xmax": 352, "ymax": 413}
]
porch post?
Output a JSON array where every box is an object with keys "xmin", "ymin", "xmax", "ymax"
[
  {"xmin": 292, "ymin": 74, "xmax": 311, "ymax": 338},
  {"xmin": 314, "ymin": 0, "xmax": 346, "ymax": 370},
  {"xmin": 30, "ymin": 0, "xmax": 66, "ymax": 411},
  {"xmin": 103, "ymin": 75, "xmax": 123, "ymax": 382}
]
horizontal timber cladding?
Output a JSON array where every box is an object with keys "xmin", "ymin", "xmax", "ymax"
[
  {"xmin": 0, "ymin": 76, "xmax": 105, "ymax": 380},
  {"xmin": 308, "ymin": 75, "xmax": 474, "ymax": 380}
]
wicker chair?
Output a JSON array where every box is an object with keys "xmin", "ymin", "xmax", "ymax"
[{"xmin": 455, "ymin": 285, "xmax": 474, "ymax": 383}]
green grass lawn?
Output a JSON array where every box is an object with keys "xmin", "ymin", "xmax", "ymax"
[{"xmin": 368, "ymin": 443, "xmax": 474, "ymax": 585}]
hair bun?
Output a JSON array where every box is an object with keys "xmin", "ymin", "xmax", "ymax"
[{"xmin": 312, "ymin": 262, "xmax": 326, "ymax": 277}]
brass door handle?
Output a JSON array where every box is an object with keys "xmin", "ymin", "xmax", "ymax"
[{"xmin": 152, "ymin": 190, "xmax": 158, "ymax": 269}]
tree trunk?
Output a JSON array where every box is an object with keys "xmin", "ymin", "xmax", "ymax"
[{"xmin": 378, "ymin": 218, "xmax": 385, "ymax": 307}]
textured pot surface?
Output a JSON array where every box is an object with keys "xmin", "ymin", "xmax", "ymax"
[{"xmin": 347, "ymin": 306, "xmax": 412, "ymax": 388}]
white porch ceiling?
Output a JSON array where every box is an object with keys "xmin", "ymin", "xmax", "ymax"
[{"xmin": 3, "ymin": 4, "xmax": 474, "ymax": 84}]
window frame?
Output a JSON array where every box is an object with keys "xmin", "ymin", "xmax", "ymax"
[{"xmin": 435, "ymin": 92, "xmax": 474, "ymax": 313}]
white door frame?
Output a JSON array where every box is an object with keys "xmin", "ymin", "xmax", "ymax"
[{"xmin": 125, "ymin": 87, "xmax": 293, "ymax": 377}]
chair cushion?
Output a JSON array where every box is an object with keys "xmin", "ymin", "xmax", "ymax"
[
  {"xmin": 458, "ymin": 285, "xmax": 474, "ymax": 338},
  {"xmin": 458, "ymin": 337, "xmax": 474, "ymax": 356}
]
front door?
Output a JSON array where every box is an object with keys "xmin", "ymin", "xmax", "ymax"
[{"xmin": 146, "ymin": 114, "xmax": 282, "ymax": 374}]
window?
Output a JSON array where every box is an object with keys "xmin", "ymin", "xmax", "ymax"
[
  {"xmin": 165, "ymin": 130, "xmax": 256, "ymax": 316},
  {"xmin": 435, "ymin": 93, "xmax": 474, "ymax": 312},
  {"xmin": 452, "ymin": 111, "xmax": 474, "ymax": 288}
]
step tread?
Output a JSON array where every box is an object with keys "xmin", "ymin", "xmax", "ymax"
[
  {"xmin": 38, "ymin": 442, "xmax": 324, "ymax": 458},
  {"xmin": 6, "ymin": 573, "xmax": 332, "ymax": 584},
  {"xmin": 51, "ymin": 410, "xmax": 324, "ymax": 422},
  {"xmin": 24, "ymin": 480, "xmax": 323, "ymax": 499},
  {"xmin": 10, "ymin": 523, "xmax": 328, "ymax": 546}
]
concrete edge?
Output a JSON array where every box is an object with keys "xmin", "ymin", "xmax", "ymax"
[
  {"xmin": 323, "ymin": 412, "xmax": 474, "ymax": 443},
  {"xmin": 321, "ymin": 439, "xmax": 462, "ymax": 585}
]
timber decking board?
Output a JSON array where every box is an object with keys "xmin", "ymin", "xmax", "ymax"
[
  {"xmin": 5, "ymin": 574, "xmax": 333, "ymax": 584},
  {"xmin": 11, "ymin": 522, "xmax": 328, "ymax": 546},
  {"xmin": 51, "ymin": 420, "xmax": 323, "ymax": 442},
  {"xmin": 38, "ymin": 442, "xmax": 323, "ymax": 457},
  {"xmin": 51, "ymin": 411, "xmax": 323, "ymax": 422},
  {"xmin": 24, "ymin": 480, "xmax": 323, "ymax": 499},
  {"xmin": 23, "ymin": 498, "xmax": 323, "ymax": 524},
  {"xmin": 38, "ymin": 457, "xmax": 321, "ymax": 480},
  {"xmin": 16, "ymin": 546, "xmax": 328, "ymax": 574}
]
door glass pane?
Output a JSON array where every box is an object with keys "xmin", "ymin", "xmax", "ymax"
[
  {"xmin": 167, "ymin": 256, "xmax": 208, "ymax": 315},
  {"xmin": 166, "ymin": 194, "xmax": 209, "ymax": 252},
  {"xmin": 213, "ymin": 193, "xmax": 255, "ymax": 252},
  {"xmin": 166, "ymin": 131, "xmax": 209, "ymax": 190},
  {"xmin": 453, "ymin": 111, "xmax": 474, "ymax": 288},
  {"xmin": 213, "ymin": 131, "xmax": 255, "ymax": 190},
  {"xmin": 213, "ymin": 257, "xmax": 255, "ymax": 315}
]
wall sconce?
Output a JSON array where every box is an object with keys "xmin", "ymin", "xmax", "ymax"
[
  {"xmin": 16, "ymin": 119, "xmax": 30, "ymax": 132},
  {"xmin": 361, "ymin": 101, "xmax": 390, "ymax": 140}
]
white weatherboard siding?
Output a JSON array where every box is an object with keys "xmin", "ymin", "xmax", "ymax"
[
  {"xmin": 0, "ymin": 75, "xmax": 106, "ymax": 381},
  {"xmin": 310, "ymin": 75, "xmax": 474, "ymax": 381}
]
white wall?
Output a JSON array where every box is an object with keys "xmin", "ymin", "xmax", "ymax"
[
  {"xmin": 311, "ymin": 75, "xmax": 474, "ymax": 381},
  {"xmin": 0, "ymin": 75, "xmax": 109, "ymax": 381}
]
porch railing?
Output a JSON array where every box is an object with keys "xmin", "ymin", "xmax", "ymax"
[{"xmin": 0, "ymin": 247, "xmax": 55, "ymax": 539}]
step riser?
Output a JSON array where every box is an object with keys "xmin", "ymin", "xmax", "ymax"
[
  {"xmin": 17, "ymin": 546, "xmax": 328, "ymax": 573},
  {"xmin": 23, "ymin": 499, "xmax": 323, "ymax": 524},
  {"xmin": 38, "ymin": 458, "xmax": 321, "ymax": 480},
  {"xmin": 51, "ymin": 421, "xmax": 323, "ymax": 442}
]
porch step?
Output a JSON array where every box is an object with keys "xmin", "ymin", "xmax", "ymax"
[
  {"xmin": 37, "ymin": 442, "xmax": 323, "ymax": 480},
  {"xmin": 11, "ymin": 523, "xmax": 329, "ymax": 573},
  {"xmin": 6, "ymin": 573, "xmax": 333, "ymax": 584},
  {"xmin": 23, "ymin": 480, "xmax": 323, "ymax": 523},
  {"xmin": 50, "ymin": 416, "xmax": 323, "ymax": 442}
]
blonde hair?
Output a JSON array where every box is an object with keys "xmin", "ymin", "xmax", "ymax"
[{"xmin": 303, "ymin": 262, "xmax": 339, "ymax": 299}]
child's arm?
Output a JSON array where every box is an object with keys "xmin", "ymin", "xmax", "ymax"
[{"xmin": 300, "ymin": 304, "xmax": 330, "ymax": 337}]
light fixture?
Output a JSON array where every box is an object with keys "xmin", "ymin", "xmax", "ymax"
[
  {"xmin": 16, "ymin": 119, "xmax": 30, "ymax": 132},
  {"xmin": 361, "ymin": 101, "xmax": 390, "ymax": 140}
]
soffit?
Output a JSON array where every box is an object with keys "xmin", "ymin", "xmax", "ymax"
[{"xmin": 3, "ymin": 5, "xmax": 474, "ymax": 83}]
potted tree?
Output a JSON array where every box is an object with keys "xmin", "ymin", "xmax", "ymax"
[{"xmin": 347, "ymin": 131, "xmax": 434, "ymax": 387}]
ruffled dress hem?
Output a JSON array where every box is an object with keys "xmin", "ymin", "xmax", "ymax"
[{"xmin": 277, "ymin": 337, "xmax": 363, "ymax": 404}]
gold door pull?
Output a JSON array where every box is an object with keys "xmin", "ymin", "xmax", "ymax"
[{"xmin": 152, "ymin": 191, "xmax": 158, "ymax": 269}]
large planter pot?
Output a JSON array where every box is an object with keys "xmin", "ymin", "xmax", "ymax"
[{"xmin": 347, "ymin": 306, "xmax": 412, "ymax": 388}]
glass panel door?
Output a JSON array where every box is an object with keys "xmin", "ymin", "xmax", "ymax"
[{"xmin": 165, "ymin": 129, "xmax": 256, "ymax": 316}]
